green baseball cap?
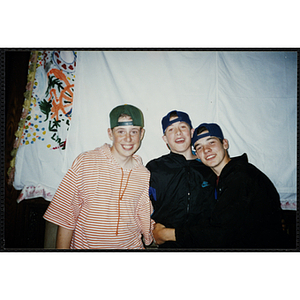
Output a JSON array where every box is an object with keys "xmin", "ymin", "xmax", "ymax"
[{"xmin": 109, "ymin": 104, "xmax": 144, "ymax": 128}]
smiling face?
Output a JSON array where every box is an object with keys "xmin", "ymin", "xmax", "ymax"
[
  {"xmin": 162, "ymin": 116, "xmax": 194, "ymax": 159},
  {"xmin": 108, "ymin": 115, "xmax": 145, "ymax": 166},
  {"xmin": 194, "ymin": 130, "xmax": 230, "ymax": 176}
]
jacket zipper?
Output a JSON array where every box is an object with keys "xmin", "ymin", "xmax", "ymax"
[{"xmin": 187, "ymin": 168, "xmax": 191, "ymax": 216}]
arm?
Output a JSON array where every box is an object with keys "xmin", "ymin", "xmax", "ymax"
[
  {"xmin": 153, "ymin": 223, "xmax": 176, "ymax": 245},
  {"xmin": 56, "ymin": 226, "xmax": 74, "ymax": 249},
  {"xmin": 136, "ymin": 180, "xmax": 156, "ymax": 247},
  {"xmin": 44, "ymin": 159, "xmax": 83, "ymax": 249}
]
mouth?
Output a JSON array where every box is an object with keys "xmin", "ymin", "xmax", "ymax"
[
  {"xmin": 122, "ymin": 144, "xmax": 134, "ymax": 151},
  {"xmin": 205, "ymin": 154, "xmax": 216, "ymax": 161},
  {"xmin": 175, "ymin": 138, "xmax": 185, "ymax": 144}
]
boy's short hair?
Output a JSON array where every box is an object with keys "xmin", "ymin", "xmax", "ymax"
[
  {"xmin": 161, "ymin": 110, "xmax": 193, "ymax": 133},
  {"xmin": 110, "ymin": 104, "xmax": 144, "ymax": 129},
  {"xmin": 192, "ymin": 123, "xmax": 224, "ymax": 146}
]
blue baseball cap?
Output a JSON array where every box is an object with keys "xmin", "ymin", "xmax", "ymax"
[
  {"xmin": 161, "ymin": 110, "xmax": 193, "ymax": 133},
  {"xmin": 192, "ymin": 123, "xmax": 224, "ymax": 146}
]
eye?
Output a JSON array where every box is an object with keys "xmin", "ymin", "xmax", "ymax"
[{"xmin": 131, "ymin": 130, "xmax": 139, "ymax": 135}]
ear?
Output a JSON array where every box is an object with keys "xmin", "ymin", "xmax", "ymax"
[
  {"xmin": 222, "ymin": 139, "xmax": 229, "ymax": 150},
  {"xmin": 162, "ymin": 134, "xmax": 168, "ymax": 144},
  {"xmin": 107, "ymin": 128, "xmax": 113, "ymax": 141},
  {"xmin": 190, "ymin": 128, "xmax": 195, "ymax": 137},
  {"xmin": 140, "ymin": 128, "xmax": 145, "ymax": 141}
]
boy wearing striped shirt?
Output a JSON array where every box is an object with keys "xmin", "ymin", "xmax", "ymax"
[{"xmin": 44, "ymin": 104, "xmax": 154, "ymax": 249}]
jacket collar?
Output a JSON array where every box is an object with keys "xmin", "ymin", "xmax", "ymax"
[
  {"xmin": 168, "ymin": 151, "xmax": 200, "ymax": 165},
  {"xmin": 220, "ymin": 153, "xmax": 248, "ymax": 177}
]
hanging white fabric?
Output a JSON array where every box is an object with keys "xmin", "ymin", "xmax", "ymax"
[{"xmin": 14, "ymin": 50, "xmax": 297, "ymax": 210}]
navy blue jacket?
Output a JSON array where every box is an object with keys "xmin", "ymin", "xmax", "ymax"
[
  {"xmin": 175, "ymin": 154, "xmax": 289, "ymax": 249},
  {"xmin": 146, "ymin": 152, "xmax": 215, "ymax": 248}
]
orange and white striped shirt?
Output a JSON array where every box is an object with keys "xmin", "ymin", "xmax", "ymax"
[{"xmin": 44, "ymin": 143, "xmax": 154, "ymax": 249}]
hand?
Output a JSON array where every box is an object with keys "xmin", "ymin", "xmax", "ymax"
[{"xmin": 153, "ymin": 223, "xmax": 176, "ymax": 245}]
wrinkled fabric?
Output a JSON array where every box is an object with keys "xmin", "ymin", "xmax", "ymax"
[
  {"xmin": 14, "ymin": 51, "xmax": 297, "ymax": 209},
  {"xmin": 14, "ymin": 51, "xmax": 77, "ymax": 201}
]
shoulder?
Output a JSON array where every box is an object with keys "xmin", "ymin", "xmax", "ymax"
[
  {"xmin": 146, "ymin": 153, "xmax": 171, "ymax": 169},
  {"xmin": 224, "ymin": 154, "xmax": 272, "ymax": 184},
  {"xmin": 134, "ymin": 156, "xmax": 150, "ymax": 174},
  {"xmin": 192, "ymin": 160, "xmax": 216, "ymax": 178},
  {"xmin": 76, "ymin": 148, "xmax": 103, "ymax": 161},
  {"xmin": 136, "ymin": 165, "xmax": 151, "ymax": 178},
  {"xmin": 230, "ymin": 154, "xmax": 262, "ymax": 175},
  {"xmin": 148, "ymin": 153, "xmax": 171, "ymax": 164},
  {"xmin": 71, "ymin": 146, "xmax": 106, "ymax": 170},
  {"xmin": 223, "ymin": 155, "xmax": 279, "ymax": 201}
]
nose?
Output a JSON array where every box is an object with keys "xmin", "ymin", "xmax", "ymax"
[
  {"xmin": 203, "ymin": 144, "xmax": 211, "ymax": 153},
  {"xmin": 125, "ymin": 132, "xmax": 132, "ymax": 142},
  {"xmin": 175, "ymin": 128, "xmax": 182, "ymax": 135}
]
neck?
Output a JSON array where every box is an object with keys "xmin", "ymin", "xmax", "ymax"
[
  {"xmin": 172, "ymin": 149, "xmax": 197, "ymax": 160},
  {"xmin": 110, "ymin": 148, "xmax": 136, "ymax": 169},
  {"xmin": 212, "ymin": 168, "xmax": 221, "ymax": 177},
  {"xmin": 120, "ymin": 157, "xmax": 136, "ymax": 169},
  {"xmin": 213, "ymin": 157, "xmax": 231, "ymax": 176}
]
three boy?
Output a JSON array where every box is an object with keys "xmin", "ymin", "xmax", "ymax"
[{"xmin": 45, "ymin": 105, "xmax": 288, "ymax": 249}]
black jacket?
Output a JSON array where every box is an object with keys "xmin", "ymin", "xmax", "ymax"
[
  {"xmin": 146, "ymin": 152, "xmax": 215, "ymax": 248},
  {"xmin": 175, "ymin": 154, "xmax": 289, "ymax": 249}
]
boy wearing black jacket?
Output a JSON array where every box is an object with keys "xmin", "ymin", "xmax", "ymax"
[{"xmin": 146, "ymin": 112, "xmax": 215, "ymax": 248}]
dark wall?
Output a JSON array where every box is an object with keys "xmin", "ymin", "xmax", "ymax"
[{"xmin": 5, "ymin": 51, "xmax": 49, "ymax": 249}]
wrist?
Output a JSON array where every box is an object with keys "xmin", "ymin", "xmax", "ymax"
[{"xmin": 163, "ymin": 228, "xmax": 176, "ymax": 242}]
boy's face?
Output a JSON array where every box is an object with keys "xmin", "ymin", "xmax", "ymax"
[
  {"xmin": 194, "ymin": 130, "xmax": 230, "ymax": 176},
  {"xmin": 108, "ymin": 116, "xmax": 145, "ymax": 161},
  {"xmin": 162, "ymin": 116, "xmax": 193, "ymax": 155}
]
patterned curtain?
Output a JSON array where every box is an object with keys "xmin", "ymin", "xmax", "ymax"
[{"xmin": 8, "ymin": 51, "xmax": 77, "ymax": 202}]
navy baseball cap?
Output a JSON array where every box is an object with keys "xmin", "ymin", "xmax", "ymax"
[
  {"xmin": 192, "ymin": 123, "xmax": 224, "ymax": 146},
  {"xmin": 161, "ymin": 110, "xmax": 193, "ymax": 133}
]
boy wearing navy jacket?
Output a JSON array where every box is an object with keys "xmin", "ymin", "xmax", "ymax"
[{"xmin": 146, "ymin": 112, "xmax": 214, "ymax": 248}]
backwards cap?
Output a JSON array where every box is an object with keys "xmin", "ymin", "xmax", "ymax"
[
  {"xmin": 161, "ymin": 110, "xmax": 192, "ymax": 133},
  {"xmin": 110, "ymin": 104, "xmax": 144, "ymax": 128},
  {"xmin": 192, "ymin": 123, "xmax": 224, "ymax": 146}
]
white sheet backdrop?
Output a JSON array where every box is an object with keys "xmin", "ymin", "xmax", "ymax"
[{"xmin": 14, "ymin": 50, "xmax": 297, "ymax": 210}]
